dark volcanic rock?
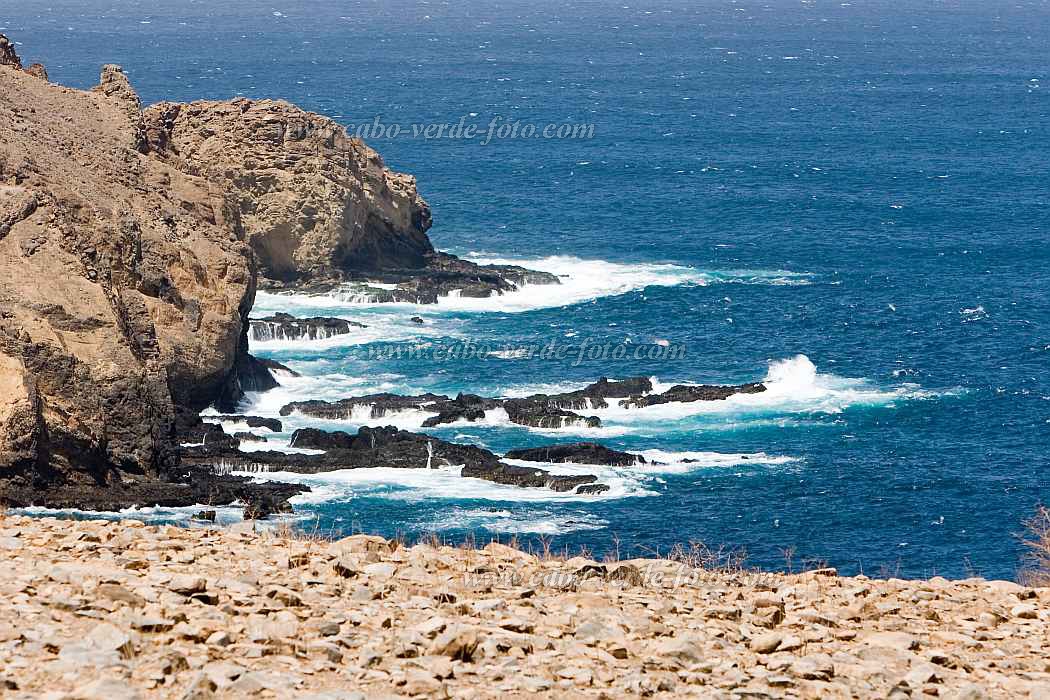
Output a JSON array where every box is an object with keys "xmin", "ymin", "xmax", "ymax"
[
  {"xmin": 185, "ymin": 426, "xmax": 503, "ymax": 475},
  {"xmin": 255, "ymin": 357, "xmax": 301, "ymax": 378},
  {"xmin": 459, "ymin": 463, "xmax": 598, "ymax": 493},
  {"xmin": 626, "ymin": 381, "xmax": 766, "ymax": 408},
  {"xmin": 180, "ymin": 422, "xmax": 240, "ymax": 450},
  {"xmin": 181, "ymin": 426, "xmax": 608, "ymax": 495},
  {"xmin": 331, "ymin": 251, "xmax": 562, "ymax": 305},
  {"xmin": 205, "ymin": 415, "xmax": 283, "ymax": 432},
  {"xmin": 504, "ymin": 442, "xmax": 644, "ymax": 467},
  {"xmin": 243, "ymin": 491, "xmax": 293, "ymax": 520},
  {"xmin": 533, "ymin": 376, "xmax": 655, "ymax": 411},
  {"xmin": 420, "ymin": 393, "xmax": 497, "ymax": 427},
  {"xmin": 0, "ymin": 461, "xmax": 307, "ymax": 519},
  {"xmin": 249, "ymin": 312, "xmax": 366, "ymax": 342},
  {"xmin": 215, "ymin": 353, "xmax": 282, "ymax": 414},
  {"xmin": 503, "ymin": 400, "xmax": 602, "ymax": 429},
  {"xmin": 288, "ymin": 427, "xmax": 356, "ymax": 450},
  {"xmin": 281, "ymin": 393, "xmax": 450, "ymax": 420},
  {"xmin": 421, "ymin": 406, "xmax": 487, "ymax": 428},
  {"xmin": 285, "ymin": 426, "xmax": 501, "ymax": 471},
  {"xmin": 576, "ymin": 483, "xmax": 611, "ymax": 495}
]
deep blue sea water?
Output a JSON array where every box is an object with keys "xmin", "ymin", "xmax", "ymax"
[{"xmin": 6, "ymin": 0, "xmax": 1049, "ymax": 579}]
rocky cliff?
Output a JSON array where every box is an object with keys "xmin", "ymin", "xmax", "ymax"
[
  {"xmin": 0, "ymin": 35, "xmax": 555, "ymax": 510},
  {"xmin": 0, "ymin": 41, "xmax": 272, "ymax": 502},
  {"xmin": 141, "ymin": 98, "xmax": 560, "ymax": 299},
  {"xmin": 142, "ymin": 98, "xmax": 434, "ymax": 284}
]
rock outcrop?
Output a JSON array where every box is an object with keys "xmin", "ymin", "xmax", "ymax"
[
  {"xmin": 0, "ymin": 34, "xmax": 48, "ymax": 82},
  {"xmin": 183, "ymin": 426, "xmax": 607, "ymax": 495},
  {"xmin": 141, "ymin": 97, "xmax": 560, "ymax": 300},
  {"xmin": 0, "ymin": 41, "xmax": 280, "ymax": 507},
  {"xmin": 0, "ymin": 35, "xmax": 20, "ymax": 69},
  {"xmin": 279, "ymin": 376, "xmax": 768, "ymax": 431},
  {"xmin": 504, "ymin": 442, "xmax": 645, "ymax": 467},
  {"xmin": 141, "ymin": 98, "xmax": 434, "ymax": 283},
  {"xmin": 249, "ymin": 312, "xmax": 364, "ymax": 342}
]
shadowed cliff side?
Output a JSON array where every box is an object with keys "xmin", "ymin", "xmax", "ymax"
[{"xmin": 0, "ymin": 39, "xmax": 263, "ymax": 497}]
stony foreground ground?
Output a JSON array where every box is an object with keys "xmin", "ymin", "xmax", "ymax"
[{"xmin": 0, "ymin": 515, "xmax": 1048, "ymax": 699}]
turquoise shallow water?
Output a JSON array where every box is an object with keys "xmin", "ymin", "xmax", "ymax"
[{"xmin": 7, "ymin": 0, "xmax": 1049, "ymax": 578}]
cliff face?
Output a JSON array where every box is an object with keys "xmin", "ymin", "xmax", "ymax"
[
  {"xmin": 0, "ymin": 35, "xmax": 549, "ymax": 508},
  {"xmin": 0, "ymin": 49, "xmax": 254, "ymax": 488},
  {"xmin": 143, "ymin": 99, "xmax": 434, "ymax": 285}
]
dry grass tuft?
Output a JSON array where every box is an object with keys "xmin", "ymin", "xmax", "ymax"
[
  {"xmin": 1020, "ymin": 505, "xmax": 1050, "ymax": 586},
  {"xmin": 665, "ymin": 540, "xmax": 749, "ymax": 574}
]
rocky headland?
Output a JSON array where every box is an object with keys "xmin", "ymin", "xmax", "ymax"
[
  {"xmin": 0, "ymin": 39, "xmax": 281, "ymax": 513},
  {"xmin": 0, "ymin": 36, "xmax": 563, "ymax": 517},
  {"xmin": 1, "ymin": 515, "xmax": 1048, "ymax": 699},
  {"xmin": 140, "ymin": 96, "xmax": 560, "ymax": 301}
]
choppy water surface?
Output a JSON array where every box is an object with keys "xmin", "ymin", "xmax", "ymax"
[{"xmin": 7, "ymin": 0, "xmax": 1049, "ymax": 578}]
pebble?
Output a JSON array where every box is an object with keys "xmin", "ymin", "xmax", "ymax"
[{"xmin": 0, "ymin": 514, "xmax": 1043, "ymax": 699}]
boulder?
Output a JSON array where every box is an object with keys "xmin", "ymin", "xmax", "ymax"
[
  {"xmin": 504, "ymin": 442, "xmax": 644, "ymax": 466},
  {"xmin": 249, "ymin": 312, "xmax": 365, "ymax": 342}
]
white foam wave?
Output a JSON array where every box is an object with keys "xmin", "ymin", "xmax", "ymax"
[
  {"xmin": 239, "ymin": 463, "xmax": 656, "ymax": 504},
  {"xmin": 632, "ymin": 449, "xmax": 801, "ymax": 474},
  {"xmin": 586, "ymin": 355, "xmax": 943, "ymax": 426},
  {"xmin": 236, "ymin": 440, "xmax": 325, "ymax": 456},
  {"xmin": 247, "ymin": 305, "xmax": 447, "ymax": 353},
  {"xmin": 250, "ymin": 256, "xmax": 812, "ymax": 316},
  {"xmin": 14, "ymin": 505, "xmax": 245, "ymax": 526},
  {"xmin": 960, "ymin": 305, "xmax": 988, "ymax": 323},
  {"xmin": 234, "ymin": 371, "xmax": 408, "ymax": 418},
  {"xmin": 420, "ymin": 507, "xmax": 609, "ymax": 534},
  {"xmin": 200, "ymin": 418, "xmax": 277, "ymax": 435}
]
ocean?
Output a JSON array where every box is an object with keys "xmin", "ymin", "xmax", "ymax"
[{"xmin": 6, "ymin": 0, "xmax": 1048, "ymax": 579}]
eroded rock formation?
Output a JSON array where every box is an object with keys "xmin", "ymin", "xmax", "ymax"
[
  {"xmin": 0, "ymin": 40, "xmax": 288, "ymax": 508},
  {"xmin": 279, "ymin": 376, "xmax": 768, "ymax": 431},
  {"xmin": 142, "ymin": 98, "xmax": 433, "ymax": 283},
  {"xmin": 249, "ymin": 312, "xmax": 365, "ymax": 342},
  {"xmin": 141, "ymin": 97, "xmax": 560, "ymax": 300},
  {"xmin": 182, "ymin": 426, "xmax": 608, "ymax": 495}
]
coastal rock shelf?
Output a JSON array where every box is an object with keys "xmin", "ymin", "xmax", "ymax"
[
  {"xmin": 278, "ymin": 376, "xmax": 769, "ymax": 430},
  {"xmin": 182, "ymin": 426, "xmax": 612, "ymax": 496},
  {"xmin": 249, "ymin": 313, "xmax": 365, "ymax": 342},
  {"xmin": 1, "ymin": 515, "xmax": 1047, "ymax": 699}
]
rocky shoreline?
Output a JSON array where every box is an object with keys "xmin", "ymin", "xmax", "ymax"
[
  {"xmin": 0, "ymin": 36, "xmax": 573, "ymax": 519},
  {"xmin": 1, "ymin": 515, "xmax": 1048, "ymax": 699},
  {"xmin": 279, "ymin": 376, "xmax": 766, "ymax": 430},
  {"xmin": 0, "ymin": 33, "xmax": 772, "ymax": 521}
]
